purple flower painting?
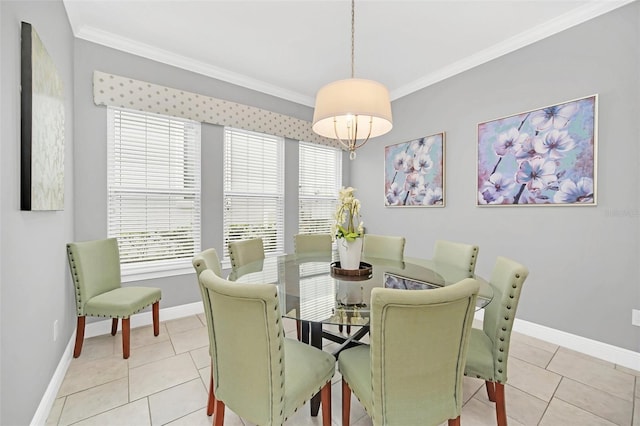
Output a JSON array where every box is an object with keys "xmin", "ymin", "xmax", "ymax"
[
  {"xmin": 477, "ymin": 95, "xmax": 597, "ymax": 206},
  {"xmin": 384, "ymin": 133, "xmax": 445, "ymax": 207}
]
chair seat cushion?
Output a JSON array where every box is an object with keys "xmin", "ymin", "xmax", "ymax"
[
  {"xmin": 338, "ymin": 345, "xmax": 372, "ymax": 414},
  {"xmin": 464, "ymin": 327, "xmax": 496, "ymax": 381},
  {"xmin": 283, "ymin": 338, "xmax": 336, "ymax": 419},
  {"xmin": 84, "ymin": 286, "xmax": 161, "ymax": 318}
]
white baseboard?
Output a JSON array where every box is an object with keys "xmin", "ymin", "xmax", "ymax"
[
  {"xmin": 474, "ymin": 311, "xmax": 640, "ymax": 371},
  {"xmin": 30, "ymin": 335, "xmax": 74, "ymax": 426},
  {"xmin": 31, "ymin": 302, "xmax": 204, "ymax": 425}
]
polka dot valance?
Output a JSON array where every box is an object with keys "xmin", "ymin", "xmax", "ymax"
[{"xmin": 92, "ymin": 70, "xmax": 341, "ymax": 149}]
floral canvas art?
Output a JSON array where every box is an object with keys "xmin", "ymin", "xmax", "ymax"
[
  {"xmin": 477, "ymin": 95, "xmax": 597, "ymax": 206},
  {"xmin": 384, "ymin": 133, "xmax": 445, "ymax": 207}
]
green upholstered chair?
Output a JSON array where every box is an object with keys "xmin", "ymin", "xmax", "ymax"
[
  {"xmin": 294, "ymin": 233, "xmax": 332, "ymax": 256},
  {"xmin": 228, "ymin": 237, "xmax": 265, "ymax": 269},
  {"xmin": 433, "ymin": 239, "xmax": 480, "ymax": 275},
  {"xmin": 464, "ymin": 256, "xmax": 529, "ymax": 426},
  {"xmin": 66, "ymin": 238, "xmax": 161, "ymax": 359},
  {"xmin": 339, "ymin": 278, "xmax": 479, "ymax": 426},
  {"xmin": 192, "ymin": 248, "xmax": 223, "ymax": 417},
  {"xmin": 198, "ymin": 269, "xmax": 335, "ymax": 426},
  {"xmin": 362, "ymin": 234, "xmax": 405, "ymax": 261}
]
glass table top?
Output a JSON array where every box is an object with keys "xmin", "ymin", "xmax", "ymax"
[{"xmin": 228, "ymin": 254, "xmax": 493, "ymax": 327}]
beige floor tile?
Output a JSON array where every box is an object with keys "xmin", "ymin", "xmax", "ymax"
[
  {"xmin": 196, "ymin": 313, "xmax": 207, "ymax": 327},
  {"xmin": 547, "ymin": 348, "xmax": 635, "ymax": 401},
  {"xmin": 557, "ymin": 347, "xmax": 616, "ymax": 368},
  {"xmin": 45, "ymin": 397, "xmax": 65, "ymax": 426},
  {"xmin": 474, "ymin": 384, "xmax": 547, "ymax": 425},
  {"xmin": 127, "ymin": 339, "xmax": 176, "ymax": 369},
  {"xmin": 77, "ymin": 333, "xmax": 117, "ymax": 360},
  {"xmin": 129, "ymin": 352, "xmax": 199, "ymax": 400},
  {"xmin": 58, "ymin": 377, "xmax": 128, "ymax": 425},
  {"xmin": 615, "ymin": 364, "xmax": 640, "ymax": 377},
  {"xmin": 554, "ymin": 377, "xmax": 633, "ymax": 426},
  {"xmin": 509, "ymin": 331, "xmax": 559, "ymax": 354},
  {"xmin": 461, "ymin": 397, "xmax": 525, "ymax": 426},
  {"xmin": 58, "ymin": 355, "xmax": 128, "ymax": 396},
  {"xmin": 170, "ymin": 326, "xmax": 209, "ymax": 354},
  {"xmin": 634, "ymin": 398, "xmax": 640, "ymax": 426},
  {"xmin": 114, "ymin": 323, "xmax": 169, "ymax": 351},
  {"xmin": 148, "ymin": 378, "xmax": 208, "ymax": 425},
  {"xmin": 165, "ymin": 315, "xmax": 205, "ymax": 336},
  {"xmin": 539, "ymin": 398, "xmax": 617, "ymax": 426},
  {"xmin": 462, "ymin": 376, "xmax": 485, "ymax": 404},
  {"xmin": 508, "ymin": 338, "xmax": 555, "ymax": 368},
  {"xmin": 189, "ymin": 345, "xmax": 211, "ymax": 369},
  {"xmin": 72, "ymin": 398, "xmax": 151, "ymax": 426},
  {"xmin": 198, "ymin": 365, "xmax": 211, "ymax": 391},
  {"xmin": 505, "ymin": 357, "xmax": 561, "ymax": 402},
  {"xmin": 163, "ymin": 409, "xmax": 217, "ymax": 426}
]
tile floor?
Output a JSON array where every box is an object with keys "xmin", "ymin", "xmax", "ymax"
[{"xmin": 46, "ymin": 315, "xmax": 639, "ymax": 426}]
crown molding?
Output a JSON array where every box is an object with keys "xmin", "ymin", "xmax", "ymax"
[
  {"xmin": 390, "ymin": 0, "xmax": 636, "ymax": 100},
  {"xmin": 70, "ymin": 0, "xmax": 634, "ymax": 106},
  {"xmin": 74, "ymin": 25, "xmax": 315, "ymax": 107}
]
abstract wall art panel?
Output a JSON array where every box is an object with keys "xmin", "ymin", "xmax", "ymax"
[{"xmin": 21, "ymin": 22, "xmax": 65, "ymax": 211}]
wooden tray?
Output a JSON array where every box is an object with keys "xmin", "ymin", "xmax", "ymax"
[{"xmin": 330, "ymin": 261, "xmax": 373, "ymax": 278}]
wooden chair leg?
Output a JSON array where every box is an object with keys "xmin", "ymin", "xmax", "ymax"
[
  {"xmin": 296, "ymin": 320, "xmax": 301, "ymax": 341},
  {"xmin": 342, "ymin": 379, "xmax": 352, "ymax": 426},
  {"xmin": 213, "ymin": 400, "xmax": 225, "ymax": 426},
  {"xmin": 152, "ymin": 301, "xmax": 160, "ymax": 336},
  {"xmin": 494, "ymin": 382, "xmax": 507, "ymax": 426},
  {"xmin": 448, "ymin": 416, "xmax": 461, "ymax": 426},
  {"xmin": 207, "ymin": 364, "xmax": 216, "ymax": 416},
  {"xmin": 73, "ymin": 316, "xmax": 86, "ymax": 358},
  {"xmin": 485, "ymin": 380, "xmax": 496, "ymax": 402},
  {"xmin": 122, "ymin": 317, "xmax": 130, "ymax": 359},
  {"xmin": 321, "ymin": 381, "xmax": 331, "ymax": 426},
  {"xmin": 111, "ymin": 318, "xmax": 118, "ymax": 336}
]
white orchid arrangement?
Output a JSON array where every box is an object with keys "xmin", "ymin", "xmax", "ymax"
[{"xmin": 332, "ymin": 186, "xmax": 364, "ymax": 242}]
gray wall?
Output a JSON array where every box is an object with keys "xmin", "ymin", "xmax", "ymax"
[
  {"xmin": 351, "ymin": 2, "xmax": 640, "ymax": 352},
  {"xmin": 0, "ymin": 1, "xmax": 75, "ymax": 424}
]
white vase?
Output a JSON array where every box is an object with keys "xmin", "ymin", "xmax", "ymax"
[{"xmin": 337, "ymin": 237, "xmax": 363, "ymax": 270}]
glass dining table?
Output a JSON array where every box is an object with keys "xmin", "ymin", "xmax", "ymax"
[{"xmin": 228, "ymin": 253, "xmax": 494, "ymax": 416}]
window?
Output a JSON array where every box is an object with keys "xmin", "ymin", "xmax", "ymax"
[
  {"xmin": 298, "ymin": 142, "xmax": 342, "ymax": 235},
  {"xmin": 223, "ymin": 128, "xmax": 284, "ymax": 260},
  {"xmin": 107, "ymin": 107, "xmax": 201, "ymax": 279}
]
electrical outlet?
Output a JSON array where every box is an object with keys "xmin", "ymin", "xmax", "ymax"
[
  {"xmin": 53, "ymin": 320, "xmax": 59, "ymax": 341},
  {"xmin": 632, "ymin": 310, "xmax": 640, "ymax": 327}
]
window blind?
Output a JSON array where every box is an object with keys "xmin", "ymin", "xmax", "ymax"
[
  {"xmin": 223, "ymin": 128, "xmax": 284, "ymax": 260},
  {"xmin": 299, "ymin": 142, "xmax": 342, "ymax": 235},
  {"xmin": 107, "ymin": 107, "xmax": 201, "ymax": 276}
]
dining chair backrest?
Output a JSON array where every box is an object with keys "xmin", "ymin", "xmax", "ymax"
[
  {"xmin": 68, "ymin": 238, "xmax": 122, "ymax": 313},
  {"xmin": 228, "ymin": 237, "xmax": 265, "ymax": 269},
  {"xmin": 192, "ymin": 248, "xmax": 223, "ymax": 348},
  {"xmin": 463, "ymin": 256, "xmax": 528, "ymax": 426},
  {"xmin": 198, "ymin": 269, "xmax": 335, "ymax": 425},
  {"xmin": 362, "ymin": 234, "xmax": 405, "ymax": 261},
  {"xmin": 341, "ymin": 278, "xmax": 479, "ymax": 425},
  {"xmin": 294, "ymin": 233, "xmax": 332, "ymax": 256},
  {"xmin": 433, "ymin": 239, "xmax": 480, "ymax": 274},
  {"xmin": 477, "ymin": 256, "xmax": 529, "ymax": 383},
  {"xmin": 192, "ymin": 248, "xmax": 223, "ymax": 416}
]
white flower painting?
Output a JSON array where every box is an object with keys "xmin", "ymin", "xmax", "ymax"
[
  {"xmin": 384, "ymin": 133, "xmax": 445, "ymax": 207},
  {"xmin": 477, "ymin": 95, "xmax": 597, "ymax": 206}
]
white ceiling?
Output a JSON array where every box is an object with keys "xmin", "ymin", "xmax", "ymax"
[{"xmin": 63, "ymin": 0, "xmax": 633, "ymax": 107}]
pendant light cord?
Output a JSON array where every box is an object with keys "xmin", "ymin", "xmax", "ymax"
[{"xmin": 351, "ymin": 0, "xmax": 355, "ymax": 78}]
